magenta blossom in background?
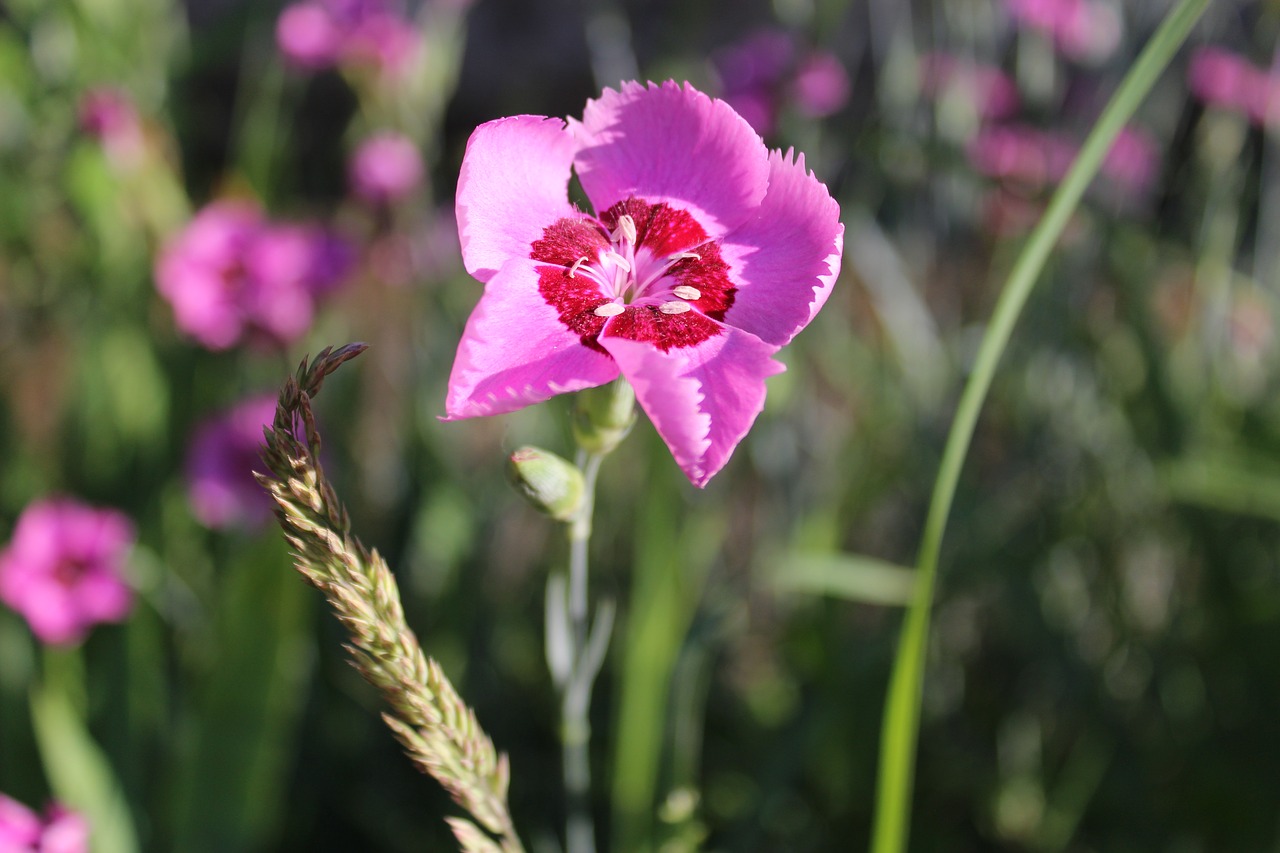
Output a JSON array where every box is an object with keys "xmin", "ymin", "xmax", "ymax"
[
  {"xmin": 1102, "ymin": 125, "xmax": 1160, "ymax": 194},
  {"xmin": 186, "ymin": 395, "xmax": 279, "ymax": 530},
  {"xmin": 155, "ymin": 200, "xmax": 354, "ymax": 350},
  {"xmin": 968, "ymin": 124, "xmax": 1078, "ymax": 188},
  {"xmin": 0, "ymin": 795, "xmax": 88, "ymax": 853},
  {"xmin": 276, "ymin": 0, "xmax": 420, "ymax": 77},
  {"xmin": 1187, "ymin": 46, "xmax": 1279, "ymax": 126},
  {"xmin": 350, "ymin": 132, "xmax": 424, "ymax": 203},
  {"xmin": 789, "ymin": 52, "xmax": 852, "ymax": 118},
  {"xmin": 445, "ymin": 81, "xmax": 843, "ymax": 486},
  {"xmin": 276, "ymin": 3, "xmax": 343, "ymax": 68},
  {"xmin": 919, "ymin": 53, "xmax": 1020, "ymax": 121},
  {"xmin": 713, "ymin": 30, "xmax": 849, "ymax": 136},
  {"xmin": 78, "ymin": 87, "xmax": 145, "ymax": 169},
  {"xmin": 1004, "ymin": 0, "xmax": 1120, "ymax": 63},
  {"xmin": 0, "ymin": 499, "xmax": 134, "ymax": 646}
]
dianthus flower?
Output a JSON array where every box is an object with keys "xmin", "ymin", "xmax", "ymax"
[
  {"xmin": 276, "ymin": 0, "xmax": 420, "ymax": 77},
  {"xmin": 0, "ymin": 499, "xmax": 134, "ymax": 646},
  {"xmin": 712, "ymin": 31, "xmax": 850, "ymax": 137},
  {"xmin": 349, "ymin": 132, "xmax": 424, "ymax": 203},
  {"xmin": 155, "ymin": 200, "xmax": 353, "ymax": 350},
  {"xmin": 1187, "ymin": 47, "xmax": 1280, "ymax": 126},
  {"xmin": 1004, "ymin": 0, "xmax": 1120, "ymax": 63},
  {"xmin": 919, "ymin": 53, "xmax": 1020, "ymax": 121},
  {"xmin": 444, "ymin": 81, "xmax": 843, "ymax": 486},
  {"xmin": 77, "ymin": 87, "xmax": 144, "ymax": 169},
  {"xmin": 967, "ymin": 124, "xmax": 1078, "ymax": 187},
  {"xmin": 186, "ymin": 395, "xmax": 279, "ymax": 530},
  {"xmin": 0, "ymin": 795, "xmax": 88, "ymax": 853}
]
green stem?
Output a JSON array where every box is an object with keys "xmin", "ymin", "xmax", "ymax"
[
  {"xmin": 561, "ymin": 449, "xmax": 606, "ymax": 853},
  {"xmin": 869, "ymin": 2, "xmax": 1209, "ymax": 851}
]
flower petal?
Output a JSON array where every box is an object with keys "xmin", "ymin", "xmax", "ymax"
[
  {"xmin": 600, "ymin": 320, "xmax": 783, "ymax": 487},
  {"xmin": 570, "ymin": 81, "xmax": 770, "ymax": 238},
  {"xmin": 445, "ymin": 257, "xmax": 620, "ymax": 418},
  {"xmin": 719, "ymin": 148, "xmax": 843, "ymax": 346},
  {"xmin": 456, "ymin": 115, "xmax": 579, "ymax": 282}
]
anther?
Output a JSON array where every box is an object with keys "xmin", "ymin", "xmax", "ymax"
[
  {"xmin": 612, "ymin": 214, "xmax": 637, "ymax": 246},
  {"xmin": 659, "ymin": 301, "xmax": 691, "ymax": 315},
  {"xmin": 594, "ymin": 302, "xmax": 625, "ymax": 317},
  {"xmin": 670, "ymin": 251, "xmax": 701, "ymax": 262},
  {"xmin": 604, "ymin": 250, "xmax": 631, "ymax": 273},
  {"xmin": 672, "ymin": 285, "xmax": 701, "ymax": 300},
  {"xmin": 568, "ymin": 256, "xmax": 590, "ymax": 278}
]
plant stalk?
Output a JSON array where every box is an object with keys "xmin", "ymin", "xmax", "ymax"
[{"xmin": 869, "ymin": 2, "xmax": 1210, "ymax": 850}]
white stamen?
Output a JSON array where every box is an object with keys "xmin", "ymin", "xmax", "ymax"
[
  {"xmin": 659, "ymin": 301, "xmax": 691, "ymax": 315},
  {"xmin": 604, "ymin": 250, "xmax": 631, "ymax": 272},
  {"xmin": 672, "ymin": 285, "xmax": 701, "ymax": 300},
  {"xmin": 613, "ymin": 214, "xmax": 637, "ymax": 245},
  {"xmin": 594, "ymin": 302, "xmax": 625, "ymax": 317},
  {"xmin": 568, "ymin": 256, "xmax": 590, "ymax": 278},
  {"xmin": 670, "ymin": 251, "xmax": 701, "ymax": 262}
]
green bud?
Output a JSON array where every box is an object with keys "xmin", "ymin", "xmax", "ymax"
[
  {"xmin": 572, "ymin": 379, "xmax": 636, "ymax": 455},
  {"xmin": 507, "ymin": 446, "xmax": 584, "ymax": 521}
]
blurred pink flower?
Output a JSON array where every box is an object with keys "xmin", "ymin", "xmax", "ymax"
[
  {"xmin": 1187, "ymin": 46, "xmax": 1280, "ymax": 126},
  {"xmin": 276, "ymin": 3, "xmax": 344, "ymax": 69},
  {"xmin": 155, "ymin": 201, "xmax": 354, "ymax": 350},
  {"xmin": 77, "ymin": 87, "xmax": 145, "ymax": 168},
  {"xmin": 968, "ymin": 125, "xmax": 1077, "ymax": 187},
  {"xmin": 446, "ymin": 81, "xmax": 843, "ymax": 486},
  {"xmin": 713, "ymin": 30, "xmax": 848, "ymax": 136},
  {"xmin": 350, "ymin": 132, "xmax": 424, "ymax": 203},
  {"xmin": 919, "ymin": 53, "xmax": 1020, "ymax": 121},
  {"xmin": 790, "ymin": 53, "xmax": 852, "ymax": 118},
  {"xmin": 0, "ymin": 795, "xmax": 41, "ymax": 849},
  {"xmin": 186, "ymin": 395, "xmax": 279, "ymax": 530},
  {"xmin": 276, "ymin": 0, "xmax": 420, "ymax": 77},
  {"xmin": 1188, "ymin": 47, "xmax": 1257, "ymax": 112},
  {"xmin": 344, "ymin": 11, "xmax": 421, "ymax": 76},
  {"xmin": 0, "ymin": 796, "xmax": 88, "ymax": 853},
  {"xmin": 1004, "ymin": 0, "xmax": 1119, "ymax": 63},
  {"xmin": 1102, "ymin": 125, "xmax": 1160, "ymax": 193},
  {"xmin": 0, "ymin": 499, "xmax": 134, "ymax": 646}
]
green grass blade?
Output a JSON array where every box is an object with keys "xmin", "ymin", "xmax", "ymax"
[
  {"xmin": 32, "ymin": 651, "xmax": 140, "ymax": 853},
  {"xmin": 773, "ymin": 553, "xmax": 916, "ymax": 606},
  {"xmin": 870, "ymin": 2, "xmax": 1210, "ymax": 850}
]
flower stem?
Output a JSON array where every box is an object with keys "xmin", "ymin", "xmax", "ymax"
[
  {"xmin": 557, "ymin": 449, "xmax": 609, "ymax": 853},
  {"xmin": 869, "ymin": 2, "xmax": 1209, "ymax": 851}
]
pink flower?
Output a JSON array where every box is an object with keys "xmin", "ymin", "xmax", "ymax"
[
  {"xmin": 919, "ymin": 53, "xmax": 1019, "ymax": 121},
  {"xmin": 186, "ymin": 395, "xmax": 279, "ymax": 530},
  {"xmin": 0, "ymin": 796, "xmax": 88, "ymax": 853},
  {"xmin": 0, "ymin": 499, "xmax": 134, "ymax": 646},
  {"xmin": 789, "ymin": 53, "xmax": 852, "ymax": 119},
  {"xmin": 78, "ymin": 87, "xmax": 146, "ymax": 171},
  {"xmin": 276, "ymin": 0, "xmax": 419, "ymax": 77},
  {"xmin": 967, "ymin": 125, "xmax": 1077, "ymax": 187},
  {"xmin": 276, "ymin": 3, "xmax": 344, "ymax": 69},
  {"xmin": 444, "ymin": 81, "xmax": 843, "ymax": 486},
  {"xmin": 1102, "ymin": 125, "xmax": 1160, "ymax": 193},
  {"xmin": 1004, "ymin": 0, "xmax": 1119, "ymax": 63},
  {"xmin": 349, "ymin": 132, "xmax": 424, "ymax": 203},
  {"xmin": 154, "ymin": 201, "xmax": 354, "ymax": 350},
  {"xmin": 712, "ymin": 30, "xmax": 849, "ymax": 136},
  {"xmin": 1186, "ymin": 47, "xmax": 1280, "ymax": 126}
]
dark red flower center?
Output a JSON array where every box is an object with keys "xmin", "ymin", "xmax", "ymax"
[{"xmin": 530, "ymin": 197, "xmax": 736, "ymax": 353}]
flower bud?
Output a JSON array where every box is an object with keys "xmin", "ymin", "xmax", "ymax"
[
  {"xmin": 572, "ymin": 380, "xmax": 636, "ymax": 455},
  {"xmin": 507, "ymin": 446, "xmax": 584, "ymax": 521}
]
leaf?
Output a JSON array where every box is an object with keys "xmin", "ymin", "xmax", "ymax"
[
  {"xmin": 31, "ymin": 655, "xmax": 140, "ymax": 853},
  {"xmin": 774, "ymin": 553, "xmax": 917, "ymax": 606}
]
